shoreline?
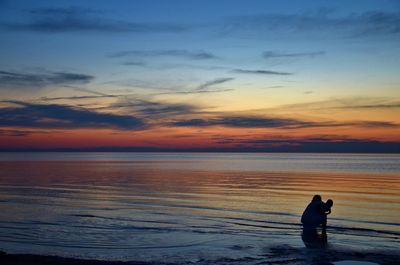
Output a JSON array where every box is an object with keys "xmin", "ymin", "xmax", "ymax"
[{"xmin": 2, "ymin": 246, "xmax": 399, "ymax": 265}]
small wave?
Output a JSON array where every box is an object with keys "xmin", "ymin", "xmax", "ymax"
[
  {"xmin": 328, "ymin": 225, "xmax": 400, "ymax": 238},
  {"xmin": 330, "ymin": 217, "xmax": 400, "ymax": 227},
  {"xmin": 70, "ymin": 213, "xmax": 181, "ymax": 225},
  {"xmin": 72, "ymin": 214, "xmax": 98, "ymax": 218},
  {"xmin": 0, "ymin": 220, "xmax": 59, "ymax": 227}
]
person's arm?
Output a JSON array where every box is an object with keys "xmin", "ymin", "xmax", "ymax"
[{"xmin": 317, "ymin": 203, "xmax": 325, "ymax": 215}]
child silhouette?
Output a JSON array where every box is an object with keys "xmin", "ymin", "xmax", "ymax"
[{"xmin": 322, "ymin": 199, "xmax": 333, "ymax": 230}]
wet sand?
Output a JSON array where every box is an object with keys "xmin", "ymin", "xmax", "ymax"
[
  {"xmin": 1, "ymin": 246, "xmax": 399, "ymax": 265},
  {"xmin": 0, "ymin": 251, "xmax": 152, "ymax": 265}
]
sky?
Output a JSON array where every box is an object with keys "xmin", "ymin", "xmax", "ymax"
[{"xmin": 0, "ymin": 0, "xmax": 400, "ymax": 152}]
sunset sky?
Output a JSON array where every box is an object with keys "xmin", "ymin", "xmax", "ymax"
[{"xmin": 1, "ymin": 0, "xmax": 400, "ymax": 152}]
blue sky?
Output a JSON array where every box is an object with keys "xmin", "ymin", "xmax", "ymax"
[{"xmin": 0, "ymin": 0, "xmax": 399, "ymax": 151}]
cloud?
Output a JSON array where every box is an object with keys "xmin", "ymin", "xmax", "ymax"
[
  {"xmin": 120, "ymin": 61, "xmax": 146, "ymax": 67},
  {"xmin": 106, "ymin": 76, "xmax": 234, "ymax": 95},
  {"xmin": 110, "ymin": 49, "xmax": 217, "ymax": 60},
  {"xmin": 262, "ymin": 51, "xmax": 325, "ymax": 59},
  {"xmin": 171, "ymin": 116, "xmax": 314, "ymax": 129},
  {"xmin": 156, "ymin": 89, "xmax": 234, "ymax": 95},
  {"xmin": 222, "ymin": 10, "xmax": 400, "ymax": 39},
  {"xmin": 356, "ymin": 11, "xmax": 400, "ymax": 37},
  {"xmin": 107, "ymin": 98, "xmax": 198, "ymax": 118},
  {"xmin": 170, "ymin": 115, "xmax": 399, "ymax": 129},
  {"xmin": 39, "ymin": 95, "xmax": 117, "ymax": 101},
  {"xmin": 353, "ymin": 121, "xmax": 399, "ymax": 128},
  {"xmin": 337, "ymin": 103, "xmax": 400, "ymax": 109},
  {"xmin": 68, "ymin": 86, "xmax": 115, "ymax": 96},
  {"xmin": 0, "ymin": 101, "xmax": 146, "ymax": 130},
  {"xmin": 0, "ymin": 128, "xmax": 53, "ymax": 136},
  {"xmin": 232, "ymin": 69, "xmax": 293, "ymax": 75},
  {"xmin": 0, "ymin": 129, "xmax": 31, "ymax": 137},
  {"xmin": 1, "ymin": 7, "xmax": 188, "ymax": 33},
  {"xmin": 196, "ymin": 77, "xmax": 234, "ymax": 91},
  {"xmin": 235, "ymin": 137, "xmax": 400, "ymax": 153},
  {"xmin": 6, "ymin": 138, "xmax": 399, "ymax": 153},
  {"xmin": 154, "ymin": 63, "xmax": 228, "ymax": 71},
  {"xmin": 265, "ymin": 85, "xmax": 285, "ymax": 89},
  {"xmin": 0, "ymin": 70, "xmax": 93, "ymax": 89},
  {"xmin": 273, "ymin": 98, "xmax": 400, "ymax": 111},
  {"xmin": 39, "ymin": 87, "xmax": 120, "ymax": 101}
]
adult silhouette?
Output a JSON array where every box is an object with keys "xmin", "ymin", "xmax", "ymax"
[{"xmin": 301, "ymin": 195, "xmax": 330, "ymax": 229}]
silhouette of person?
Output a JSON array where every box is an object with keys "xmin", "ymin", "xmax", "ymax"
[
  {"xmin": 301, "ymin": 195, "xmax": 333, "ymax": 248},
  {"xmin": 301, "ymin": 195, "xmax": 325, "ymax": 229},
  {"xmin": 321, "ymin": 199, "xmax": 333, "ymax": 230}
]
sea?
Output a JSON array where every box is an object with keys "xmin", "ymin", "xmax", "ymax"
[{"xmin": 0, "ymin": 153, "xmax": 399, "ymax": 263}]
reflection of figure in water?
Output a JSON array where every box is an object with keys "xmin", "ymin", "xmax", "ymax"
[
  {"xmin": 301, "ymin": 227, "xmax": 327, "ymax": 248},
  {"xmin": 301, "ymin": 195, "xmax": 333, "ymax": 248}
]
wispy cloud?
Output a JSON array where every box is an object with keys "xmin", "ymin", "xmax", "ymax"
[
  {"xmin": 39, "ymin": 86, "xmax": 121, "ymax": 101},
  {"xmin": 110, "ymin": 49, "xmax": 217, "ymax": 60},
  {"xmin": 0, "ymin": 129, "xmax": 31, "ymax": 137},
  {"xmin": 265, "ymin": 85, "xmax": 286, "ymax": 89},
  {"xmin": 222, "ymin": 10, "xmax": 400, "ymax": 39},
  {"xmin": 0, "ymin": 128, "xmax": 53, "ymax": 137},
  {"xmin": 273, "ymin": 98, "xmax": 400, "ymax": 111},
  {"xmin": 107, "ymin": 98, "xmax": 199, "ymax": 118},
  {"xmin": 0, "ymin": 101, "xmax": 146, "ymax": 130},
  {"xmin": 353, "ymin": 121, "xmax": 399, "ymax": 128},
  {"xmin": 336, "ymin": 103, "xmax": 400, "ymax": 109},
  {"xmin": 196, "ymin": 77, "xmax": 234, "ymax": 91},
  {"xmin": 120, "ymin": 61, "xmax": 146, "ymax": 67},
  {"xmin": 106, "ymin": 77, "xmax": 234, "ymax": 95},
  {"xmin": 218, "ymin": 136, "xmax": 400, "ymax": 153},
  {"xmin": 170, "ymin": 115, "xmax": 399, "ymax": 129},
  {"xmin": 1, "ymin": 7, "xmax": 188, "ymax": 33},
  {"xmin": 157, "ymin": 89, "xmax": 234, "ymax": 95},
  {"xmin": 39, "ymin": 95, "xmax": 116, "ymax": 101},
  {"xmin": 262, "ymin": 51, "xmax": 325, "ymax": 59},
  {"xmin": 171, "ymin": 116, "xmax": 314, "ymax": 129},
  {"xmin": 68, "ymin": 86, "xmax": 113, "ymax": 96},
  {"xmin": 232, "ymin": 69, "xmax": 293, "ymax": 75},
  {"xmin": 0, "ymin": 70, "xmax": 93, "ymax": 89}
]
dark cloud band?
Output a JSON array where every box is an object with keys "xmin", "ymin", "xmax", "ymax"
[
  {"xmin": 232, "ymin": 69, "xmax": 293, "ymax": 75},
  {"xmin": 1, "ymin": 7, "xmax": 188, "ymax": 33},
  {"xmin": 170, "ymin": 116, "xmax": 399, "ymax": 129},
  {"xmin": 0, "ymin": 101, "xmax": 145, "ymax": 130},
  {"xmin": 0, "ymin": 70, "xmax": 93, "ymax": 89},
  {"xmin": 110, "ymin": 49, "xmax": 217, "ymax": 60},
  {"xmin": 262, "ymin": 51, "xmax": 325, "ymax": 59}
]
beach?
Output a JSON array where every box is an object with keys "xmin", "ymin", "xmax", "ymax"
[{"xmin": 0, "ymin": 153, "xmax": 399, "ymax": 264}]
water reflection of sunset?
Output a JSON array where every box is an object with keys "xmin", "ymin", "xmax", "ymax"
[{"xmin": 1, "ymin": 159, "xmax": 399, "ymax": 226}]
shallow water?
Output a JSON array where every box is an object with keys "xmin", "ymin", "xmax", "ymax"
[{"xmin": 0, "ymin": 153, "xmax": 399, "ymax": 262}]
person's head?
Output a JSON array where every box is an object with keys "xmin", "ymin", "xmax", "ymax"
[
  {"xmin": 326, "ymin": 199, "xmax": 333, "ymax": 208},
  {"xmin": 312, "ymin": 195, "xmax": 322, "ymax": 202}
]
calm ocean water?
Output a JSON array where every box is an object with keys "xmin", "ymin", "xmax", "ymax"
[{"xmin": 0, "ymin": 153, "xmax": 399, "ymax": 262}]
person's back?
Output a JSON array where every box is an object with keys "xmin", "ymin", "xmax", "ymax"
[{"xmin": 301, "ymin": 195, "xmax": 325, "ymax": 229}]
